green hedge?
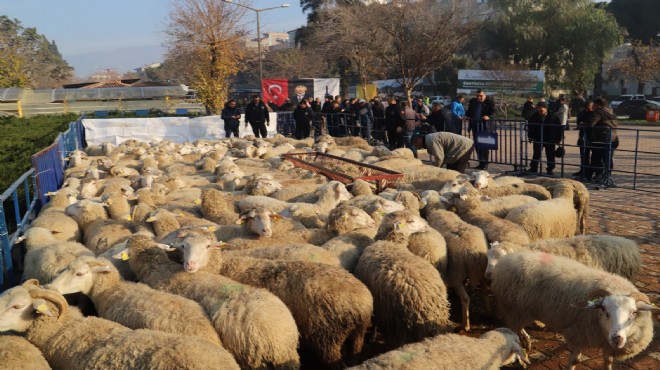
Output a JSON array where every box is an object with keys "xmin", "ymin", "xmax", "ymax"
[{"xmin": 0, "ymin": 114, "xmax": 78, "ymax": 192}]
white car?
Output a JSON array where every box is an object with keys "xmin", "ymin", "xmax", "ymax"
[
  {"xmin": 429, "ymin": 95, "xmax": 452, "ymax": 106},
  {"xmin": 610, "ymin": 94, "xmax": 645, "ymax": 109}
]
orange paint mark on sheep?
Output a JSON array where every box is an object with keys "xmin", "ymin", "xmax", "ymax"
[{"xmin": 539, "ymin": 252, "xmax": 554, "ymax": 264}]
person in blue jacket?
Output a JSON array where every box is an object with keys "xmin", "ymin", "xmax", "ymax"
[
  {"xmin": 220, "ymin": 99, "xmax": 241, "ymax": 138},
  {"xmin": 450, "ymin": 95, "xmax": 466, "ymax": 135}
]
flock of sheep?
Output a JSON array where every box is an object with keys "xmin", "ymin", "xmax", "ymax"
[{"xmin": 0, "ymin": 132, "xmax": 655, "ymax": 370}]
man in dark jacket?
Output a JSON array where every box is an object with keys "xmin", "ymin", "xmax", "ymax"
[
  {"xmin": 527, "ymin": 101, "xmax": 562, "ymax": 175},
  {"xmin": 573, "ymin": 100, "xmax": 594, "ymax": 179},
  {"xmin": 220, "ymin": 99, "xmax": 241, "ymax": 138},
  {"xmin": 425, "ymin": 103, "xmax": 453, "ymax": 133},
  {"xmin": 293, "ymin": 100, "xmax": 314, "ymax": 140},
  {"xmin": 244, "ymin": 95, "xmax": 270, "ymax": 138},
  {"xmin": 466, "ymin": 89, "xmax": 495, "ymax": 170},
  {"xmin": 584, "ymin": 97, "xmax": 619, "ymax": 183},
  {"xmin": 521, "ymin": 96, "xmax": 535, "ymax": 120},
  {"xmin": 385, "ymin": 98, "xmax": 405, "ymax": 149}
]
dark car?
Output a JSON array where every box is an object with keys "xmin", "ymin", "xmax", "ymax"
[{"xmin": 613, "ymin": 99, "xmax": 660, "ymax": 117}]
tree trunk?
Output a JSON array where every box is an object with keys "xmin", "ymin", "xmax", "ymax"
[{"xmin": 593, "ymin": 62, "xmax": 604, "ymax": 97}]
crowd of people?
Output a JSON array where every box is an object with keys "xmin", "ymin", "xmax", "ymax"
[{"xmin": 221, "ymin": 91, "xmax": 619, "ymax": 180}]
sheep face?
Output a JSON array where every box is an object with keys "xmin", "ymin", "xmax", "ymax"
[
  {"xmin": 489, "ymin": 328, "xmax": 531, "ymax": 366},
  {"xmin": 49, "ymin": 260, "xmax": 114, "ymax": 296},
  {"xmin": 237, "ymin": 208, "xmax": 280, "ymax": 237},
  {"xmin": 330, "ymin": 206, "xmax": 376, "ymax": 232},
  {"xmin": 470, "ymin": 170, "xmax": 492, "ymax": 189},
  {"xmin": 439, "ymin": 174, "xmax": 472, "ymax": 194},
  {"xmin": 587, "ymin": 292, "xmax": 656, "ymax": 349},
  {"xmin": 252, "ymin": 178, "xmax": 283, "ymax": 196},
  {"xmin": 179, "ymin": 236, "xmax": 216, "ymax": 273},
  {"xmin": 378, "ymin": 211, "xmax": 429, "ymax": 237},
  {"xmin": 484, "ymin": 245, "xmax": 509, "ymax": 280},
  {"xmin": 0, "ymin": 286, "xmax": 36, "ymax": 333}
]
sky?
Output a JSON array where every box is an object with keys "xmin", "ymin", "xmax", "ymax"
[{"xmin": 1, "ymin": 0, "xmax": 307, "ymax": 77}]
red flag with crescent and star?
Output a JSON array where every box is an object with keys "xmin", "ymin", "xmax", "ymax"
[{"xmin": 262, "ymin": 79, "xmax": 289, "ymax": 107}]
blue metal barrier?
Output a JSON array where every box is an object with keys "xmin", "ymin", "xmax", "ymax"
[{"xmin": 0, "ymin": 169, "xmax": 38, "ymax": 289}]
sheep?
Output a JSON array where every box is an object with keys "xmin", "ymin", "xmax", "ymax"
[
  {"xmin": 349, "ymin": 179, "xmax": 374, "ymax": 196},
  {"xmin": 0, "ymin": 281, "xmax": 240, "ymax": 370},
  {"xmin": 470, "ymin": 169, "xmax": 524, "ymax": 189},
  {"xmin": 179, "ymin": 236, "xmax": 373, "ymax": 368},
  {"xmin": 449, "ymin": 186, "xmax": 530, "ymax": 245},
  {"xmin": 145, "ymin": 208, "xmax": 183, "ymax": 240},
  {"xmin": 485, "ymin": 235, "xmax": 641, "ymax": 281},
  {"xmin": 489, "ymin": 250, "xmax": 655, "ymax": 369},
  {"xmin": 371, "ymin": 157, "xmax": 423, "ymax": 171},
  {"xmin": 354, "ymin": 211, "xmax": 453, "ymax": 348},
  {"xmin": 225, "ymin": 243, "xmax": 342, "ymax": 266},
  {"xmin": 346, "ymin": 328, "xmax": 529, "ymax": 370},
  {"xmin": 426, "ymin": 209, "xmax": 489, "ymax": 332},
  {"xmin": 504, "ymin": 181, "xmax": 577, "ymax": 241},
  {"xmin": 31, "ymin": 208, "xmax": 81, "ymax": 243},
  {"xmin": 49, "ymin": 256, "xmax": 222, "ymax": 346},
  {"xmin": 65, "ymin": 200, "xmax": 133, "ymax": 255},
  {"xmin": 478, "ymin": 194, "xmax": 538, "ymax": 218},
  {"xmin": 334, "ymin": 136, "xmax": 372, "ymax": 150},
  {"xmin": 79, "ymin": 178, "xmax": 99, "ymax": 198},
  {"xmin": 0, "ymin": 334, "xmax": 52, "ymax": 370},
  {"xmin": 201, "ymin": 188, "xmax": 240, "ymax": 226},
  {"xmin": 525, "ymin": 177, "xmax": 590, "ymax": 234},
  {"xmin": 17, "ymin": 227, "xmax": 94, "ymax": 284},
  {"xmin": 243, "ymin": 174, "xmax": 283, "ymax": 196},
  {"xmin": 344, "ymin": 194, "xmax": 405, "ymax": 226},
  {"xmin": 398, "ymin": 166, "xmax": 461, "ymax": 189},
  {"xmin": 238, "ymin": 181, "xmax": 353, "ymax": 228},
  {"xmin": 42, "ymin": 188, "xmax": 78, "ymax": 211},
  {"xmin": 101, "ymin": 192, "xmax": 132, "ymax": 221},
  {"xmin": 478, "ymin": 181, "xmax": 551, "ymax": 200},
  {"xmin": 391, "ymin": 191, "xmax": 423, "ymax": 216},
  {"xmin": 125, "ymin": 234, "xmax": 301, "ymax": 370},
  {"xmin": 270, "ymin": 178, "xmax": 328, "ymax": 202}
]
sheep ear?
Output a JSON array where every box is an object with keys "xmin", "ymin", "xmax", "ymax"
[
  {"xmin": 33, "ymin": 299, "xmax": 55, "ymax": 317},
  {"xmin": 630, "ymin": 292, "xmax": 657, "ymax": 311},
  {"xmin": 23, "ymin": 279, "xmax": 40, "ymax": 288},
  {"xmin": 154, "ymin": 243, "xmax": 176, "ymax": 252},
  {"xmin": 92, "ymin": 265, "xmax": 113, "ymax": 274}
]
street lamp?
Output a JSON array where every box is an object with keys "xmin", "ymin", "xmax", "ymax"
[{"xmin": 222, "ymin": 0, "xmax": 290, "ymax": 89}]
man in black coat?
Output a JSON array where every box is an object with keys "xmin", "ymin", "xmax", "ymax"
[
  {"xmin": 384, "ymin": 97, "xmax": 405, "ymax": 149},
  {"xmin": 244, "ymin": 95, "xmax": 270, "ymax": 138},
  {"xmin": 425, "ymin": 103, "xmax": 453, "ymax": 133},
  {"xmin": 220, "ymin": 99, "xmax": 241, "ymax": 138},
  {"xmin": 466, "ymin": 89, "xmax": 495, "ymax": 169},
  {"xmin": 293, "ymin": 100, "xmax": 314, "ymax": 140},
  {"xmin": 527, "ymin": 101, "xmax": 563, "ymax": 175}
]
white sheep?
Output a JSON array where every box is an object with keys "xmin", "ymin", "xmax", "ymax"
[
  {"xmin": 504, "ymin": 181, "xmax": 577, "ymax": 241},
  {"xmin": 470, "ymin": 169, "xmax": 524, "ymax": 189},
  {"xmin": 426, "ymin": 209, "xmax": 489, "ymax": 332},
  {"xmin": 449, "ymin": 186, "xmax": 530, "ymax": 245},
  {"xmin": 347, "ymin": 328, "xmax": 529, "ymax": 370},
  {"xmin": 65, "ymin": 199, "xmax": 133, "ymax": 255},
  {"xmin": 17, "ymin": 227, "xmax": 94, "ymax": 284},
  {"xmin": 0, "ymin": 334, "xmax": 52, "ymax": 370},
  {"xmin": 0, "ymin": 281, "xmax": 240, "ymax": 370},
  {"xmin": 123, "ymin": 235, "xmax": 301, "ymax": 370},
  {"xmin": 201, "ymin": 188, "xmax": 240, "ymax": 226},
  {"xmin": 178, "ymin": 236, "xmax": 373, "ymax": 368},
  {"xmin": 485, "ymin": 235, "xmax": 641, "ymax": 281},
  {"xmin": 489, "ymin": 250, "xmax": 656, "ymax": 369},
  {"xmin": 355, "ymin": 211, "xmax": 453, "ymax": 347},
  {"xmin": 525, "ymin": 177, "xmax": 590, "ymax": 234}
]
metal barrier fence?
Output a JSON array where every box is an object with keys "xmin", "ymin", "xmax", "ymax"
[{"xmin": 0, "ymin": 169, "xmax": 38, "ymax": 289}]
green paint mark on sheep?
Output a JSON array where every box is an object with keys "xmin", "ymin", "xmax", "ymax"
[
  {"xmin": 308, "ymin": 253, "xmax": 318, "ymax": 262},
  {"xmin": 398, "ymin": 351, "xmax": 418, "ymax": 363},
  {"xmin": 218, "ymin": 283, "xmax": 245, "ymax": 295}
]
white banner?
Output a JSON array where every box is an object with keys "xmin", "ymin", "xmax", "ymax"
[
  {"xmin": 83, "ymin": 113, "xmax": 279, "ymax": 146},
  {"xmin": 313, "ymin": 78, "xmax": 340, "ymax": 99}
]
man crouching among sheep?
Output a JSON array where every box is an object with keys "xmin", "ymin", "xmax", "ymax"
[{"xmin": 411, "ymin": 131, "xmax": 474, "ymax": 173}]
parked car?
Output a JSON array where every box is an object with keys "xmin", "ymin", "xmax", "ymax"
[
  {"xmin": 649, "ymin": 96, "xmax": 660, "ymax": 103},
  {"xmin": 429, "ymin": 95, "xmax": 452, "ymax": 106},
  {"xmin": 609, "ymin": 94, "xmax": 645, "ymax": 109},
  {"xmin": 613, "ymin": 99, "xmax": 660, "ymax": 117}
]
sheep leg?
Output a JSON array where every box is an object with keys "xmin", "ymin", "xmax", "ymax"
[
  {"xmin": 455, "ymin": 284, "xmax": 471, "ymax": 331},
  {"xmin": 519, "ymin": 328, "xmax": 532, "ymax": 352},
  {"xmin": 567, "ymin": 351, "xmax": 582, "ymax": 370},
  {"xmin": 603, "ymin": 354, "xmax": 613, "ymax": 370}
]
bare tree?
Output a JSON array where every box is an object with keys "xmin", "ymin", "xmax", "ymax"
[
  {"xmin": 609, "ymin": 42, "xmax": 660, "ymax": 94},
  {"xmin": 306, "ymin": 3, "xmax": 385, "ymax": 98},
  {"xmin": 372, "ymin": 1, "xmax": 475, "ymax": 102},
  {"xmin": 261, "ymin": 48, "xmax": 327, "ymax": 80},
  {"xmin": 164, "ymin": 0, "xmax": 247, "ymax": 114}
]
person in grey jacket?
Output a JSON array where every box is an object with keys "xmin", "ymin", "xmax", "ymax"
[{"xmin": 411, "ymin": 131, "xmax": 474, "ymax": 173}]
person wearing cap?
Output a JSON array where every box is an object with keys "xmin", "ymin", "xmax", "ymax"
[
  {"xmin": 411, "ymin": 131, "xmax": 474, "ymax": 173},
  {"xmin": 527, "ymin": 101, "xmax": 563, "ymax": 175}
]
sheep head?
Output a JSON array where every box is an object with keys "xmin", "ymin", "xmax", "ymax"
[
  {"xmin": 484, "ymin": 241, "xmax": 520, "ymax": 280},
  {"xmin": 470, "ymin": 170, "xmax": 492, "ymax": 189},
  {"xmin": 327, "ymin": 205, "xmax": 376, "ymax": 234},
  {"xmin": 176, "ymin": 236, "xmax": 222, "ymax": 273},
  {"xmin": 0, "ymin": 280, "xmax": 68, "ymax": 333},
  {"xmin": 586, "ymin": 289, "xmax": 657, "ymax": 349},
  {"xmin": 485, "ymin": 328, "xmax": 530, "ymax": 367},
  {"xmin": 236, "ymin": 208, "xmax": 281, "ymax": 237},
  {"xmin": 439, "ymin": 174, "xmax": 473, "ymax": 194},
  {"xmin": 376, "ymin": 210, "xmax": 429, "ymax": 241},
  {"xmin": 49, "ymin": 258, "xmax": 115, "ymax": 296}
]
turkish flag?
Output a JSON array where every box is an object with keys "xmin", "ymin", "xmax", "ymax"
[{"xmin": 262, "ymin": 79, "xmax": 289, "ymax": 107}]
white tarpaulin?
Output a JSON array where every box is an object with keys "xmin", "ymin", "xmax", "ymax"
[
  {"xmin": 313, "ymin": 78, "xmax": 340, "ymax": 99},
  {"xmin": 83, "ymin": 113, "xmax": 279, "ymax": 146}
]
